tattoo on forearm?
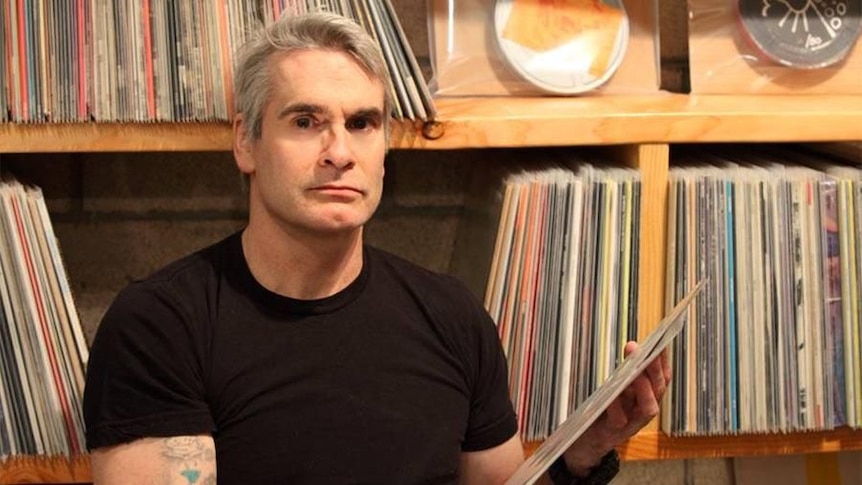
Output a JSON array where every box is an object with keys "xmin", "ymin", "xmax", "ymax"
[{"xmin": 161, "ymin": 436, "xmax": 216, "ymax": 484}]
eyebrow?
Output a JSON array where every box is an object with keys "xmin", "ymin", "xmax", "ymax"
[
  {"xmin": 276, "ymin": 103, "xmax": 325, "ymax": 120},
  {"xmin": 349, "ymin": 107, "xmax": 385, "ymax": 122},
  {"xmin": 276, "ymin": 103, "xmax": 384, "ymax": 122}
]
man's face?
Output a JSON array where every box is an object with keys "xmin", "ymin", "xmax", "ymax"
[{"xmin": 235, "ymin": 49, "xmax": 387, "ymax": 237}]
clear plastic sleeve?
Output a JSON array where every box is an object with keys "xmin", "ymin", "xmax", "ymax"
[
  {"xmin": 688, "ymin": 0, "xmax": 862, "ymax": 94},
  {"xmin": 426, "ymin": 0, "xmax": 660, "ymax": 96}
]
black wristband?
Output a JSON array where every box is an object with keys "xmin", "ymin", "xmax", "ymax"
[{"xmin": 548, "ymin": 449, "xmax": 620, "ymax": 485}]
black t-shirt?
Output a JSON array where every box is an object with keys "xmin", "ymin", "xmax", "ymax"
[{"xmin": 83, "ymin": 231, "xmax": 517, "ymax": 484}]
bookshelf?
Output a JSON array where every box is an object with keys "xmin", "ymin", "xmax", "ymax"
[
  {"xmin": 1, "ymin": 93, "xmax": 861, "ymax": 484},
  {"xmin": 3, "ymin": 94, "xmax": 862, "ymax": 153}
]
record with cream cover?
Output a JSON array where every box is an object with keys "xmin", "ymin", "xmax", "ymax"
[
  {"xmin": 493, "ymin": 0, "xmax": 630, "ymax": 94},
  {"xmin": 737, "ymin": 0, "xmax": 862, "ymax": 69}
]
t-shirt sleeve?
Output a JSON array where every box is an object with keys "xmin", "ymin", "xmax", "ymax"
[
  {"xmin": 460, "ymin": 287, "xmax": 519, "ymax": 452},
  {"xmin": 83, "ymin": 280, "xmax": 214, "ymax": 450}
]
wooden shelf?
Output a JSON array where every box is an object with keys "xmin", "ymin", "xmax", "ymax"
[
  {"xmin": 617, "ymin": 427, "xmax": 862, "ymax": 460},
  {"xmin": 6, "ymin": 426, "xmax": 861, "ymax": 483},
  {"xmin": 2, "ymin": 94, "xmax": 862, "ymax": 153},
  {"xmin": 0, "ymin": 121, "xmax": 234, "ymax": 153},
  {"xmin": 417, "ymin": 94, "xmax": 862, "ymax": 148},
  {"xmin": 523, "ymin": 427, "xmax": 862, "ymax": 461},
  {"xmin": 0, "ymin": 455, "xmax": 91, "ymax": 484}
]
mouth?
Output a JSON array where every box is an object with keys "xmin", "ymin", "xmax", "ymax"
[{"xmin": 310, "ymin": 185, "xmax": 364, "ymax": 197}]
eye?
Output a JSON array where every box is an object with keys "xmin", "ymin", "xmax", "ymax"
[
  {"xmin": 294, "ymin": 116, "xmax": 314, "ymax": 129},
  {"xmin": 346, "ymin": 117, "xmax": 368, "ymax": 131},
  {"xmin": 346, "ymin": 114, "xmax": 380, "ymax": 131}
]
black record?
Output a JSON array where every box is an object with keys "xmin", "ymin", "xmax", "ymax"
[{"xmin": 737, "ymin": 0, "xmax": 862, "ymax": 68}]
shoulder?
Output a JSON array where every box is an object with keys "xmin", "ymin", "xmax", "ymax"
[
  {"xmin": 117, "ymin": 233, "xmax": 236, "ymax": 302},
  {"xmin": 138, "ymin": 232, "xmax": 237, "ymax": 292},
  {"xmin": 96, "ymin": 233, "xmax": 238, "ymax": 340},
  {"xmin": 364, "ymin": 246, "xmax": 496, "ymax": 349},
  {"xmin": 366, "ymin": 246, "xmax": 480, "ymax": 309}
]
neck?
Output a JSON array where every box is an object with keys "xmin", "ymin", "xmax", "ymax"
[{"xmin": 241, "ymin": 223, "xmax": 364, "ymax": 300}]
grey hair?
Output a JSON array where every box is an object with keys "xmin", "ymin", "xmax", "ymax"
[{"xmin": 233, "ymin": 11, "xmax": 393, "ymax": 140}]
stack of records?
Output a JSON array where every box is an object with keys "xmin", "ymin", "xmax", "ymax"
[
  {"xmin": 0, "ymin": 178, "xmax": 89, "ymax": 458},
  {"xmin": 484, "ymin": 162, "xmax": 641, "ymax": 441},
  {"xmin": 0, "ymin": 0, "xmax": 434, "ymax": 123},
  {"xmin": 663, "ymin": 147, "xmax": 862, "ymax": 436}
]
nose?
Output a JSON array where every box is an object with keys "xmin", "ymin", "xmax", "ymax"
[{"xmin": 322, "ymin": 124, "xmax": 354, "ymax": 169}]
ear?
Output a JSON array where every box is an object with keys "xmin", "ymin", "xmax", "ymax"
[{"xmin": 233, "ymin": 115, "xmax": 255, "ymax": 175}]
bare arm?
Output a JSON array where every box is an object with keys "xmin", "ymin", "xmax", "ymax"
[
  {"xmin": 90, "ymin": 435, "xmax": 216, "ymax": 485},
  {"xmin": 458, "ymin": 434, "xmax": 524, "ymax": 485}
]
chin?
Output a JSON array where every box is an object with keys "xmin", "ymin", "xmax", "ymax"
[
  {"xmin": 311, "ymin": 214, "xmax": 372, "ymax": 234},
  {"xmin": 295, "ymin": 202, "xmax": 378, "ymax": 233}
]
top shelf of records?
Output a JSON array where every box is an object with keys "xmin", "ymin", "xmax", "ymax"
[{"xmin": 2, "ymin": 94, "xmax": 862, "ymax": 154}]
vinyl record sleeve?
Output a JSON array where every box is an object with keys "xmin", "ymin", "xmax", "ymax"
[
  {"xmin": 492, "ymin": 0, "xmax": 630, "ymax": 94},
  {"xmin": 504, "ymin": 280, "xmax": 706, "ymax": 485}
]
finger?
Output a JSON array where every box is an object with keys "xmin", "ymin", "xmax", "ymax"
[
  {"xmin": 633, "ymin": 374, "xmax": 661, "ymax": 420},
  {"xmin": 624, "ymin": 341, "xmax": 637, "ymax": 358},
  {"xmin": 661, "ymin": 349, "xmax": 672, "ymax": 383},
  {"xmin": 621, "ymin": 378, "xmax": 638, "ymax": 401},
  {"xmin": 646, "ymin": 356, "xmax": 666, "ymax": 397},
  {"xmin": 605, "ymin": 397, "xmax": 628, "ymax": 430}
]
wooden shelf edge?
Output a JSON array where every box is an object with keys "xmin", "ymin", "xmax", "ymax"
[
  {"xmin": 618, "ymin": 427, "xmax": 862, "ymax": 460},
  {"xmin": 524, "ymin": 426, "xmax": 862, "ymax": 461},
  {"xmin": 0, "ymin": 120, "xmax": 423, "ymax": 153},
  {"xmin": 0, "ymin": 454, "xmax": 91, "ymax": 484},
  {"xmin": 0, "ymin": 121, "xmax": 234, "ymax": 153},
  {"xmin": 3, "ymin": 94, "xmax": 862, "ymax": 153},
  {"xmin": 2, "ymin": 426, "xmax": 860, "ymax": 483},
  {"xmin": 416, "ymin": 93, "xmax": 862, "ymax": 148}
]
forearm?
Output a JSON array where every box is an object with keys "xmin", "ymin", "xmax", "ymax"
[{"xmin": 91, "ymin": 435, "xmax": 217, "ymax": 485}]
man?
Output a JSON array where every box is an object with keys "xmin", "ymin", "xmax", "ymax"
[{"xmin": 83, "ymin": 11, "xmax": 669, "ymax": 484}]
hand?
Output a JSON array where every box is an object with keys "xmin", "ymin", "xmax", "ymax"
[{"xmin": 562, "ymin": 341, "xmax": 670, "ymax": 476}]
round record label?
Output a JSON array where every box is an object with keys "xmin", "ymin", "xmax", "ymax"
[
  {"xmin": 493, "ymin": 0, "xmax": 630, "ymax": 94},
  {"xmin": 737, "ymin": 0, "xmax": 862, "ymax": 69}
]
